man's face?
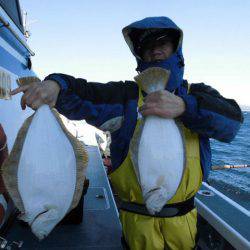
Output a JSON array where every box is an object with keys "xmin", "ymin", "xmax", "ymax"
[{"xmin": 141, "ymin": 41, "xmax": 174, "ymax": 62}]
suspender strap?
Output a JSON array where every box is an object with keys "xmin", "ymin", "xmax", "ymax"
[{"xmin": 120, "ymin": 196, "xmax": 195, "ymax": 218}]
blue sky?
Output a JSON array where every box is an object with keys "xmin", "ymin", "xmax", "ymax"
[{"xmin": 20, "ymin": 0, "xmax": 250, "ymax": 105}]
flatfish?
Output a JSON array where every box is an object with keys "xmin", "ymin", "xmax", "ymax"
[
  {"xmin": 131, "ymin": 67, "xmax": 185, "ymax": 214},
  {"xmin": 2, "ymin": 77, "xmax": 88, "ymax": 239}
]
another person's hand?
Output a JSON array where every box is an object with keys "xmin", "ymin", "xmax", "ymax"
[
  {"xmin": 139, "ymin": 90, "xmax": 185, "ymax": 119},
  {"xmin": 11, "ymin": 80, "xmax": 60, "ymax": 110}
]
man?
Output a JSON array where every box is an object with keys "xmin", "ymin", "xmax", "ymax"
[{"xmin": 12, "ymin": 17, "xmax": 243, "ymax": 249}]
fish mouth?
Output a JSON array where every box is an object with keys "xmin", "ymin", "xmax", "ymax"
[
  {"xmin": 144, "ymin": 187, "xmax": 161, "ymax": 199},
  {"xmin": 148, "ymin": 187, "xmax": 161, "ymax": 193},
  {"xmin": 30, "ymin": 209, "xmax": 49, "ymax": 227}
]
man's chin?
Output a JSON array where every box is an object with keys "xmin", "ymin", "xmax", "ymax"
[{"xmin": 152, "ymin": 58, "xmax": 165, "ymax": 63}]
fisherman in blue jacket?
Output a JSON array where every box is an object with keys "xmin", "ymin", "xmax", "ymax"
[{"xmin": 12, "ymin": 16, "xmax": 243, "ymax": 250}]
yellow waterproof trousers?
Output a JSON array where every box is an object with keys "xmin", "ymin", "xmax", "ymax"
[
  {"xmin": 109, "ymin": 89, "xmax": 203, "ymax": 250},
  {"xmin": 120, "ymin": 208, "xmax": 198, "ymax": 250}
]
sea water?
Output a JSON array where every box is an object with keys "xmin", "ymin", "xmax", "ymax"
[{"xmin": 209, "ymin": 111, "xmax": 250, "ymax": 209}]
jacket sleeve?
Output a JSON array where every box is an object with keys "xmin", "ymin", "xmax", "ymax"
[
  {"xmin": 44, "ymin": 73, "xmax": 138, "ymax": 129},
  {"xmin": 179, "ymin": 83, "xmax": 243, "ymax": 142}
]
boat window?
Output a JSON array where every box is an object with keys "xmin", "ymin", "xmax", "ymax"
[{"xmin": 0, "ymin": 0, "xmax": 24, "ymax": 32}]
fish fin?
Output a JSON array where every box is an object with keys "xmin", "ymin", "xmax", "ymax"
[{"xmin": 18, "ymin": 212, "xmax": 32, "ymax": 223}]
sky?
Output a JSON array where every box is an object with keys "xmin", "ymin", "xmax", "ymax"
[{"xmin": 20, "ymin": 0, "xmax": 250, "ymax": 106}]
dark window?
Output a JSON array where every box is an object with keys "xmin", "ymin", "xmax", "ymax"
[{"xmin": 0, "ymin": 0, "xmax": 24, "ymax": 32}]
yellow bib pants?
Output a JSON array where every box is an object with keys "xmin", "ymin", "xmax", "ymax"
[{"xmin": 110, "ymin": 90, "xmax": 203, "ymax": 250}]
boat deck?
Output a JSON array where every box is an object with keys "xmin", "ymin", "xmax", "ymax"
[
  {"xmin": 4, "ymin": 145, "xmax": 123, "ymax": 249},
  {"xmin": 195, "ymin": 183, "xmax": 250, "ymax": 249}
]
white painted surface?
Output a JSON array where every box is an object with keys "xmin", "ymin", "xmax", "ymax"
[
  {"xmin": 61, "ymin": 117, "xmax": 107, "ymax": 146},
  {"xmin": 202, "ymin": 182, "xmax": 250, "ymax": 216},
  {"xmin": 195, "ymin": 197, "xmax": 250, "ymax": 250},
  {"xmin": 0, "ymin": 66, "xmax": 33, "ymax": 152},
  {"xmin": 0, "ymin": 36, "xmax": 27, "ymax": 65}
]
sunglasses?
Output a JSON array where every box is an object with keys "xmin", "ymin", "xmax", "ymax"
[{"xmin": 139, "ymin": 35, "xmax": 174, "ymax": 54}]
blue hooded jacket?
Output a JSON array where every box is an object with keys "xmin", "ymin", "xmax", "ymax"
[
  {"xmin": 122, "ymin": 16, "xmax": 184, "ymax": 92},
  {"xmin": 45, "ymin": 17, "xmax": 243, "ymax": 181}
]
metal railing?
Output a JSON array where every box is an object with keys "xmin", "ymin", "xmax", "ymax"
[{"xmin": 0, "ymin": 14, "xmax": 35, "ymax": 56}]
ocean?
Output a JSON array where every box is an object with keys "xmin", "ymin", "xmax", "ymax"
[{"xmin": 208, "ymin": 111, "xmax": 250, "ymax": 209}]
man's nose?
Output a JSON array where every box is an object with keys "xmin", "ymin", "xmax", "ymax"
[{"xmin": 151, "ymin": 46, "xmax": 162, "ymax": 54}]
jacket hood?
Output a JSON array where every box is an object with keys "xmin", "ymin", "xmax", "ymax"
[{"xmin": 122, "ymin": 16, "xmax": 185, "ymax": 92}]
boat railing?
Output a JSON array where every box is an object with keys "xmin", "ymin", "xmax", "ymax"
[{"xmin": 0, "ymin": 14, "xmax": 34, "ymax": 56}]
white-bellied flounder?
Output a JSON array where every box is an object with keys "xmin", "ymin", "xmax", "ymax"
[
  {"xmin": 2, "ymin": 77, "xmax": 88, "ymax": 240},
  {"xmin": 131, "ymin": 67, "xmax": 185, "ymax": 214}
]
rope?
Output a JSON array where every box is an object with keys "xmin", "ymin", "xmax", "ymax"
[
  {"xmin": 212, "ymin": 165, "xmax": 250, "ymax": 170},
  {"xmin": 0, "ymin": 141, "xmax": 7, "ymax": 152}
]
